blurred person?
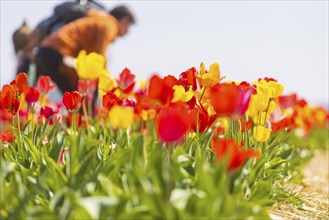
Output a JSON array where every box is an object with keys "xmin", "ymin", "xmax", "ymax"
[
  {"xmin": 34, "ymin": 5, "xmax": 136, "ymax": 108},
  {"xmin": 13, "ymin": 0, "xmax": 106, "ymax": 76},
  {"xmin": 12, "ymin": 20, "xmax": 32, "ymax": 75}
]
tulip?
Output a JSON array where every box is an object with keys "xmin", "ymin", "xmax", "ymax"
[
  {"xmin": 211, "ymin": 138, "xmax": 260, "ymax": 170},
  {"xmin": 75, "ymin": 50, "xmax": 105, "ymax": 80},
  {"xmin": 109, "ymin": 106, "xmax": 134, "ymax": 129},
  {"xmin": 37, "ymin": 75, "xmax": 56, "ymax": 94},
  {"xmin": 0, "ymin": 129, "xmax": 14, "ymax": 143},
  {"xmin": 147, "ymin": 75, "xmax": 176, "ymax": 105},
  {"xmin": 156, "ymin": 103, "xmax": 192, "ymax": 144},
  {"xmin": 246, "ymin": 93, "xmax": 270, "ymax": 118},
  {"xmin": 209, "ymin": 83, "xmax": 252, "ymax": 116},
  {"xmin": 117, "ymin": 68, "xmax": 135, "ymax": 94},
  {"xmin": 253, "ymin": 125, "xmax": 271, "ymax": 142},
  {"xmin": 40, "ymin": 106, "xmax": 59, "ymax": 125},
  {"xmin": 102, "ymin": 91, "xmax": 122, "ymax": 110},
  {"xmin": 255, "ymin": 79, "xmax": 284, "ymax": 99},
  {"xmin": 196, "ymin": 62, "xmax": 220, "ymax": 88},
  {"xmin": 0, "ymin": 85, "xmax": 20, "ymax": 115},
  {"xmin": 98, "ymin": 70, "xmax": 116, "ymax": 92},
  {"xmin": 172, "ymin": 85, "xmax": 194, "ymax": 103},
  {"xmin": 62, "ymin": 91, "xmax": 84, "ymax": 112},
  {"xmin": 190, "ymin": 100, "xmax": 217, "ymax": 133},
  {"xmin": 252, "ymin": 112, "xmax": 269, "ymax": 125},
  {"xmin": 10, "ymin": 72, "xmax": 28, "ymax": 95},
  {"xmin": 178, "ymin": 67, "xmax": 197, "ymax": 91},
  {"xmin": 24, "ymin": 86, "xmax": 40, "ymax": 103}
]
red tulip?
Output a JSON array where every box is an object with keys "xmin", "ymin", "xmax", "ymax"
[
  {"xmin": 24, "ymin": 86, "xmax": 40, "ymax": 103},
  {"xmin": 40, "ymin": 106, "xmax": 59, "ymax": 125},
  {"xmin": 147, "ymin": 75, "xmax": 176, "ymax": 105},
  {"xmin": 134, "ymin": 96, "xmax": 157, "ymax": 116},
  {"xmin": 190, "ymin": 99, "xmax": 217, "ymax": 133},
  {"xmin": 62, "ymin": 91, "xmax": 84, "ymax": 112},
  {"xmin": 0, "ymin": 129, "xmax": 14, "ymax": 143},
  {"xmin": 211, "ymin": 138, "xmax": 260, "ymax": 170},
  {"xmin": 10, "ymin": 72, "xmax": 28, "ymax": 95},
  {"xmin": 271, "ymin": 117, "xmax": 295, "ymax": 132},
  {"xmin": 0, "ymin": 85, "xmax": 20, "ymax": 115},
  {"xmin": 156, "ymin": 102, "xmax": 192, "ymax": 144},
  {"xmin": 178, "ymin": 67, "xmax": 197, "ymax": 91},
  {"xmin": 102, "ymin": 91, "xmax": 122, "ymax": 110},
  {"xmin": 209, "ymin": 83, "xmax": 252, "ymax": 116},
  {"xmin": 37, "ymin": 75, "xmax": 57, "ymax": 94},
  {"xmin": 118, "ymin": 68, "xmax": 136, "ymax": 94}
]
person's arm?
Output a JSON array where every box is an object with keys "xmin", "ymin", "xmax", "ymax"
[{"xmin": 92, "ymin": 22, "xmax": 114, "ymax": 56}]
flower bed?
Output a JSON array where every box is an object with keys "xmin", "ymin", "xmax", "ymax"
[{"xmin": 0, "ymin": 56, "xmax": 328, "ymax": 219}]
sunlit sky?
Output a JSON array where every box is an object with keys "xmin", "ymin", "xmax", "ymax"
[{"xmin": 1, "ymin": 0, "xmax": 328, "ymax": 106}]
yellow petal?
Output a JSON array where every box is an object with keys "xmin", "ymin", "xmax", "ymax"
[
  {"xmin": 252, "ymin": 112, "xmax": 269, "ymax": 125},
  {"xmin": 209, "ymin": 62, "xmax": 220, "ymax": 77},
  {"xmin": 98, "ymin": 70, "xmax": 116, "ymax": 92},
  {"xmin": 76, "ymin": 50, "xmax": 105, "ymax": 80},
  {"xmin": 253, "ymin": 125, "xmax": 271, "ymax": 142},
  {"xmin": 268, "ymin": 81, "xmax": 284, "ymax": 98},
  {"xmin": 109, "ymin": 106, "xmax": 134, "ymax": 129},
  {"xmin": 172, "ymin": 85, "xmax": 193, "ymax": 103}
]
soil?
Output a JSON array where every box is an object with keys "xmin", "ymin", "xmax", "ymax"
[{"xmin": 269, "ymin": 151, "xmax": 329, "ymax": 219}]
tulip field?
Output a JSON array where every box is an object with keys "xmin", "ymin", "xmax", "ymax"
[{"xmin": 0, "ymin": 52, "xmax": 328, "ymax": 219}]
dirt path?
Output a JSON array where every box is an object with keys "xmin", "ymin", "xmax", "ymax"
[{"xmin": 269, "ymin": 151, "xmax": 329, "ymax": 219}]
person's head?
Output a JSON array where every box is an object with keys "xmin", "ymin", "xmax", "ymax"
[
  {"xmin": 12, "ymin": 20, "xmax": 31, "ymax": 54},
  {"xmin": 109, "ymin": 5, "xmax": 136, "ymax": 37}
]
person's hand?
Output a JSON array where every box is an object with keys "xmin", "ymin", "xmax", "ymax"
[{"xmin": 63, "ymin": 56, "xmax": 77, "ymax": 68}]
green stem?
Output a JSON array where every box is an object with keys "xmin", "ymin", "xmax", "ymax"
[
  {"xmin": 72, "ymin": 112, "xmax": 77, "ymax": 135},
  {"xmin": 31, "ymin": 110, "xmax": 34, "ymax": 144},
  {"xmin": 264, "ymin": 99, "xmax": 272, "ymax": 127},
  {"xmin": 231, "ymin": 117, "xmax": 235, "ymax": 138},
  {"xmin": 196, "ymin": 109, "xmax": 200, "ymax": 141},
  {"xmin": 82, "ymin": 98, "xmax": 90, "ymax": 131}
]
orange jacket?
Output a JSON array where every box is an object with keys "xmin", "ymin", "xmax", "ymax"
[{"xmin": 42, "ymin": 12, "xmax": 119, "ymax": 57}]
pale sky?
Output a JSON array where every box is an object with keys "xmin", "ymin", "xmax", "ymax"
[{"xmin": 1, "ymin": 0, "xmax": 328, "ymax": 106}]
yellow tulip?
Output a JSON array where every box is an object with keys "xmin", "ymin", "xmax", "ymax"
[
  {"xmin": 253, "ymin": 125, "xmax": 271, "ymax": 142},
  {"xmin": 75, "ymin": 50, "xmax": 106, "ymax": 80},
  {"xmin": 268, "ymin": 81, "xmax": 284, "ymax": 98},
  {"xmin": 252, "ymin": 112, "xmax": 269, "ymax": 125},
  {"xmin": 98, "ymin": 70, "xmax": 117, "ymax": 92},
  {"xmin": 109, "ymin": 106, "xmax": 134, "ymax": 129},
  {"xmin": 267, "ymin": 99, "xmax": 278, "ymax": 114},
  {"xmin": 246, "ymin": 93, "xmax": 270, "ymax": 117},
  {"xmin": 172, "ymin": 85, "xmax": 194, "ymax": 103},
  {"xmin": 196, "ymin": 62, "xmax": 220, "ymax": 87},
  {"xmin": 255, "ymin": 80, "xmax": 284, "ymax": 98}
]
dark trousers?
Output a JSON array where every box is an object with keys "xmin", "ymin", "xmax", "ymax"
[
  {"xmin": 35, "ymin": 47, "xmax": 76, "ymax": 93},
  {"xmin": 17, "ymin": 57, "xmax": 30, "ymax": 74}
]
